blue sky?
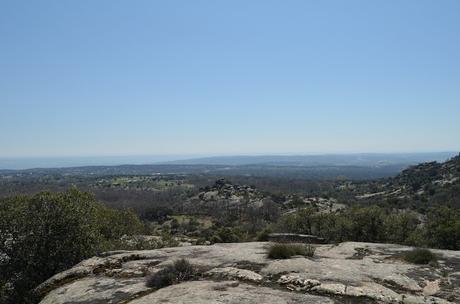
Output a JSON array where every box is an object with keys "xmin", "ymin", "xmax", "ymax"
[{"xmin": 1, "ymin": 0, "xmax": 459, "ymax": 157}]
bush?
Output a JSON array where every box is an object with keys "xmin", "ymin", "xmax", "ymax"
[
  {"xmin": 274, "ymin": 206, "xmax": 460, "ymax": 250},
  {"xmin": 211, "ymin": 227, "xmax": 242, "ymax": 243},
  {"xmin": 403, "ymin": 248, "xmax": 437, "ymax": 265},
  {"xmin": 146, "ymin": 259, "xmax": 197, "ymax": 289},
  {"xmin": 257, "ymin": 227, "xmax": 272, "ymax": 241},
  {"xmin": 424, "ymin": 206, "xmax": 460, "ymax": 250},
  {"xmin": 267, "ymin": 243, "xmax": 315, "ymax": 259},
  {"xmin": 0, "ymin": 189, "xmax": 144, "ymax": 304}
]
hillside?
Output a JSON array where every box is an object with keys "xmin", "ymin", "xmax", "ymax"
[
  {"xmin": 347, "ymin": 154, "xmax": 460, "ymax": 208},
  {"xmin": 392, "ymin": 153, "xmax": 460, "ymax": 191}
]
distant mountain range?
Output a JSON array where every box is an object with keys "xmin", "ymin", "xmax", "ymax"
[
  {"xmin": 1, "ymin": 152, "xmax": 458, "ymax": 180},
  {"xmin": 1, "ymin": 152, "xmax": 457, "ymax": 171},
  {"xmin": 164, "ymin": 152, "xmax": 457, "ymax": 167}
]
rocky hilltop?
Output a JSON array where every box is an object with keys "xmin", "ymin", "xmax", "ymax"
[
  {"xmin": 184, "ymin": 179, "xmax": 344, "ymax": 215},
  {"xmin": 37, "ymin": 242, "xmax": 460, "ymax": 304},
  {"xmin": 183, "ymin": 179, "xmax": 266, "ymax": 213},
  {"xmin": 351, "ymin": 154, "xmax": 460, "ymax": 207},
  {"xmin": 395, "ymin": 154, "xmax": 460, "ymax": 190}
]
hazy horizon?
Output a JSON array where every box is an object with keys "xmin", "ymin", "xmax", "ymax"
[{"xmin": 0, "ymin": 151, "xmax": 457, "ymax": 170}]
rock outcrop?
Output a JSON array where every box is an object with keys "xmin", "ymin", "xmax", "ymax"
[
  {"xmin": 183, "ymin": 179, "xmax": 347, "ymax": 215},
  {"xmin": 37, "ymin": 242, "xmax": 460, "ymax": 304}
]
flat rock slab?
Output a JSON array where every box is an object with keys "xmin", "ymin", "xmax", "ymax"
[
  {"xmin": 39, "ymin": 277, "xmax": 150, "ymax": 304},
  {"xmin": 38, "ymin": 242, "xmax": 460, "ymax": 304},
  {"xmin": 128, "ymin": 280, "xmax": 334, "ymax": 304}
]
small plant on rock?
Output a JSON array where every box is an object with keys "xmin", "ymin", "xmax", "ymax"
[
  {"xmin": 146, "ymin": 258, "xmax": 197, "ymax": 289},
  {"xmin": 403, "ymin": 248, "xmax": 438, "ymax": 265},
  {"xmin": 268, "ymin": 243, "xmax": 315, "ymax": 259}
]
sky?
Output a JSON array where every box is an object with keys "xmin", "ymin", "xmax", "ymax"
[{"xmin": 1, "ymin": 0, "xmax": 459, "ymax": 158}]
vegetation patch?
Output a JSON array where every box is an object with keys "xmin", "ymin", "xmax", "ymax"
[
  {"xmin": 267, "ymin": 243, "xmax": 315, "ymax": 259},
  {"xmin": 146, "ymin": 259, "xmax": 198, "ymax": 289},
  {"xmin": 403, "ymin": 248, "xmax": 438, "ymax": 265},
  {"xmin": 348, "ymin": 247, "xmax": 373, "ymax": 260},
  {"xmin": 0, "ymin": 189, "xmax": 145, "ymax": 303}
]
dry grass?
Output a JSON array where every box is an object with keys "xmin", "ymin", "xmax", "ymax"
[{"xmin": 146, "ymin": 259, "xmax": 197, "ymax": 289}]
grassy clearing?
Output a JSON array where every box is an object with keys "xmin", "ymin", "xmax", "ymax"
[{"xmin": 267, "ymin": 243, "xmax": 315, "ymax": 259}]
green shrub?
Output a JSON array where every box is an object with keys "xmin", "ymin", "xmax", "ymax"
[
  {"xmin": 211, "ymin": 227, "xmax": 242, "ymax": 243},
  {"xmin": 210, "ymin": 234, "xmax": 223, "ymax": 244},
  {"xmin": 0, "ymin": 189, "xmax": 144, "ymax": 304},
  {"xmin": 403, "ymin": 248, "xmax": 437, "ymax": 265},
  {"xmin": 257, "ymin": 227, "xmax": 272, "ymax": 241},
  {"xmin": 274, "ymin": 205, "xmax": 460, "ymax": 250},
  {"xmin": 267, "ymin": 243, "xmax": 315, "ymax": 259},
  {"xmin": 146, "ymin": 259, "xmax": 197, "ymax": 289},
  {"xmin": 424, "ymin": 206, "xmax": 460, "ymax": 250}
]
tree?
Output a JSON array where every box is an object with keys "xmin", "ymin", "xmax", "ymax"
[
  {"xmin": 346, "ymin": 206, "xmax": 386, "ymax": 242},
  {"xmin": 424, "ymin": 206, "xmax": 460, "ymax": 250},
  {"xmin": 0, "ymin": 189, "xmax": 143, "ymax": 304},
  {"xmin": 384, "ymin": 211, "xmax": 419, "ymax": 244}
]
